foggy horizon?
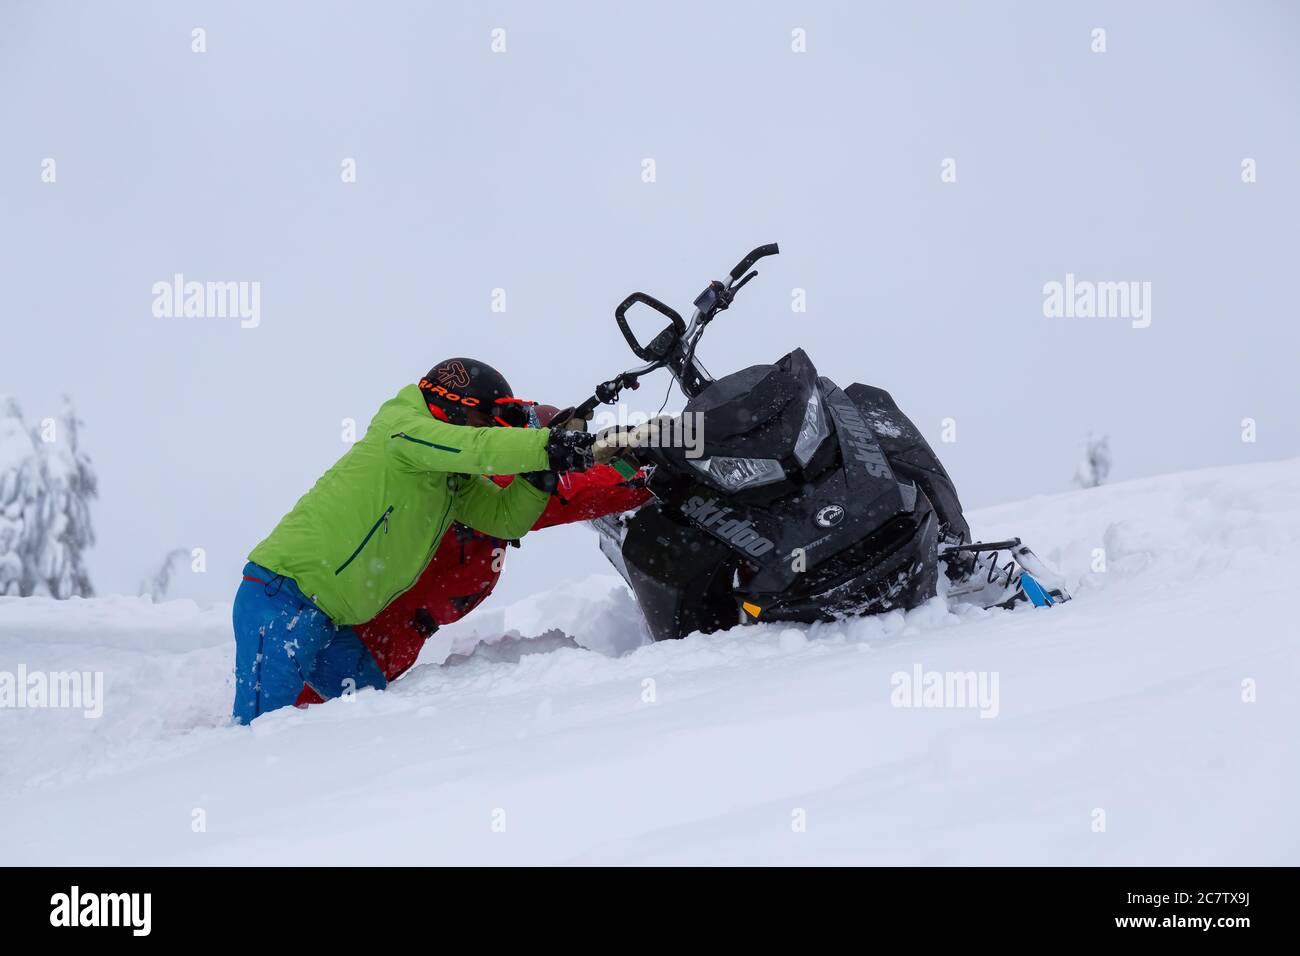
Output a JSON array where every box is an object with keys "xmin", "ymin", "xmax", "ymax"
[{"xmin": 3, "ymin": 0, "xmax": 1297, "ymax": 606}]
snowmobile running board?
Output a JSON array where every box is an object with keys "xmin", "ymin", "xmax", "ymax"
[{"xmin": 939, "ymin": 538, "xmax": 1022, "ymax": 554}]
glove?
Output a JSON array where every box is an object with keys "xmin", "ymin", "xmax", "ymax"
[
  {"xmin": 521, "ymin": 470, "xmax": 559, "ymax": 494},
  {"xmin": 545, "ymin": 428, "xmax": 596, "ymax": 473},
  {"xmin": 409, "ymin": 607, "xmax": 439, "ymax": 638},
  {"xmin": 546, "ymin": 405, "xmax": 594, "ymax": 433},
  {"xmin": 593, "ymin": 416, "xmax": 675, "ymax": 466}
]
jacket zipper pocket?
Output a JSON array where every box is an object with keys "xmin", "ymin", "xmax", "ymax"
[
  {"xmin": 374, "ymin": 492, "xmax": 454, "ymax": 613},
  {"xmin": 392, "ymin": 432, "xmax": 460, "ymax": 454},
  {"xmin": 335, "ymin": 505, "xmax": 394, "ymax": 575}
]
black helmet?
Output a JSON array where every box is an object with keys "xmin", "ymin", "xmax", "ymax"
[{"xmin": 419, "ymin": 358, "xmax": 535, "ymax": 427}]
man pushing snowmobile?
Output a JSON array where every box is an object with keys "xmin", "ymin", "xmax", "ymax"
[
  {"xmin": 231, "ymin": 359, "xmax": 602, "ymax": 723},
  {"xmin": 235, "ymin": 245, "xmax": 1074, "ymax": 721},
  {"xmin": 294, "ymin": 405, "xmax": 651, "ymax": 703}
]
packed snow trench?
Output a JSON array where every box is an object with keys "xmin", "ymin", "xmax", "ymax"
[{"xmin": 2, "ymin": 459, "xmax": 1297, "ymax": 865}]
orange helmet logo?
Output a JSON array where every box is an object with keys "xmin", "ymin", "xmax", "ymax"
[{"xmin": 436, "ymin": 360, "xmax": 471, "ymax": 390}]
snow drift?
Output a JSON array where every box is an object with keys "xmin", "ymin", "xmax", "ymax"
[{"xmin": 1, "ymin": 459, "xmax": 1297, "ymax": 865}]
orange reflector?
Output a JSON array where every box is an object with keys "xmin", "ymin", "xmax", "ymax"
[{"xmin": 742, "ymin": 602, "xmax": 762, "ymax": 618}]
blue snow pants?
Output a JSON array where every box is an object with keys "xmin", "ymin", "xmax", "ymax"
[{"xmin": 231, "ymin": 562, "xmax": 386, "ymax": 724}]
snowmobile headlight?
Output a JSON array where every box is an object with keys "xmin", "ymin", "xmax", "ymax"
[
  {"xmin": 793, "ymin": 390, "xmax": 830, "ymax": 467},
  {"xmin": 689, "ymin": 455, "xmax": 785, "ymax": 492}
]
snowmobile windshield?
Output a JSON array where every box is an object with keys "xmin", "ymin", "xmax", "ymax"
[{"xmin": 683, "ymin": 363, "xmax": 799, "ymax": 440}]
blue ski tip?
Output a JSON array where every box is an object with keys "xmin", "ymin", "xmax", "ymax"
[{"xmin": 1020, "ymin": 573, "xmax": 1055, "ymax": 607}]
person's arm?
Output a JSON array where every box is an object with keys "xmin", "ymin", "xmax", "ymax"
[
  {"xmin": 533, "ymin": 465, "xmax": 652, "ymax": 529},
  {"xmin": 451, "ymin": 473, "xmax": 550, "ymax": 540},
  {"xmin": 387, "ymin": 411, "xmax": 550, "ymax": 476}
]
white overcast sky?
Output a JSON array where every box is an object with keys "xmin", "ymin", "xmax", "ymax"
[{"xmin": 2, "ymin": 0, "xmax": 1297, "ymax": 606}]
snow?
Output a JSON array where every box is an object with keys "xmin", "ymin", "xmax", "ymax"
[
  {"xmin": 866, "ymin": 416, "xmax": 904, "ymax": 439},
  {"xmin": 1, "ymin": 459, "xmax": 1298, "ymax": 864},
  {"xmin": 0, "ymin": 421, "xmax": 34, "ymax": 475}
]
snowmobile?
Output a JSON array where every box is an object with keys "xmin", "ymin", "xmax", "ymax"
[{"xmin": 564, "ymin": 243, "xmax": 1071, "ymax": 642}]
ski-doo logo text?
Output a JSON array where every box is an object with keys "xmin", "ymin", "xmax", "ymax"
[
  {"xmin": 826, "ymin": 397, "xmax": 892, "ymax": 479},
  {"xmin": 1042, "ymin": 273, "xmax": 1151, "ymax": 329},
  {"xmin": 152, "ymin": 274, "xmax": 260, "ymax": 328},
  {"xmin": 890, "ymin": 664, "xmax": 1000, "ymax": 719},
  {"xmin": 50, "ymin": 886, "xmax": 151, "ymax": 936},
  {"xmin": 681, "ymin": 496, "xmax": 775, "ymax": 556},
  {"xmin": 0, "ymin": 665, "xmax": 103, "ymax": 718}
]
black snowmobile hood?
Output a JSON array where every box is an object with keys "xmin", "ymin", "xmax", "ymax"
[
  {"xmin": 685, "ymin": 348, "xmax": 819, "ymax": 457},
  {"xmin": 654, "ymin": 369, "xmax": 914, "ymax": 597}
]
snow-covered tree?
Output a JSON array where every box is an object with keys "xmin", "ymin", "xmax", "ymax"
[
  {"xmin": 1074, "ymin": 432, "xmax": 1112, "ymax": 489},
  {"xmin": 0, "ymin": 396, "xmax": 44, "ymax": 595},
  {"xmin": 0, "ymin": 394, "xmax": 97, "ymax": 598},
  {"xmin": 29, "ymin": 396, "xmax": 98, "ymax": 598},
  {"xmin": 141, "ymin": 548, "xmax": 190, "ymax": 602}
]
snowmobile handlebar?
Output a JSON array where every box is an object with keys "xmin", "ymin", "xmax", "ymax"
[
  {"xmin": 615, "ymin": 292, "xmax": 686, "ymax": 362},
  {"xmin": 729, "ymin": 242, "xmax": 780, "ymax": 281},
  {"xmin": 569, "ymin": 242, "xmax": 782, "ymax": 421}
]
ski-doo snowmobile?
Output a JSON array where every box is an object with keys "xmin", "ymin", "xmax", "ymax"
[{"xmin": 564, "ymin": 244, "xmax": 1070, "ymax": 642}]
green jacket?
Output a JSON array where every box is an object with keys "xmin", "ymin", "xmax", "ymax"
[{"xmin": 249, "ymin": 384, "xmax": 551, "ymax": 624}]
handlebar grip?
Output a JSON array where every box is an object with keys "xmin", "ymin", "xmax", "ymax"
[{"xmin": 729, "ymin": 243, "xmax": 780, "ymax": 281}]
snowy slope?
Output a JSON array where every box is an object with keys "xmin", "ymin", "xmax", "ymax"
[{"xmin": 1, "ymin": 459, "xmax": 1298, "ymax": 865}]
